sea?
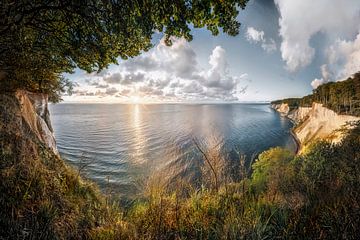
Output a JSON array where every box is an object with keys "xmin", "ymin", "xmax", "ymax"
[{"xmin": 50, "ymin": 103, "xmax": 296, "ymax": 196}]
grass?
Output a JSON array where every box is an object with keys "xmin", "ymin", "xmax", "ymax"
[
  {"xmin": 0, "ymin": 130, "xmax": 134, "ymax": 239},
  {"xmin": 1, "ymin": 91, "xmax": 360, "ymax": 239}
]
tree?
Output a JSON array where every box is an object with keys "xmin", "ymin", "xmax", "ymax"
[
  {"xmin": 272, "ymin": 72, "xmax": 360, "ymax": 116},
  {"xmin": 0, "ymin": 0, "xmax": 248, "ymax": 101}
]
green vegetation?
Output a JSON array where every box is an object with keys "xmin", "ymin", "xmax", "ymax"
[
  {"xmin": 122, "ymin": 123, "xmax": 360, "ymax": 239},
  {"xmin": 0, "ymin": 94, "xmax": 132, "ymax": 239},
  {"xmin": 2, "ymin": 1, "xmax": 360, "ymax": 239},
  {"xmin": 0, "ymin": 0, "xmax": 248, "ymax": 102},
  {"xmin": 272, "ymin": 72, "xmax": 360, "ymax": 116},
  {"xmin": 2, "ymin": 110, "xmax": 360, "ymax": 239}
]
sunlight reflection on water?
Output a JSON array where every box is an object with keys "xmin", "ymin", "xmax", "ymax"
[{"xmin": 50, "ymin": 103, "xmax": 296, "ymax": 196}]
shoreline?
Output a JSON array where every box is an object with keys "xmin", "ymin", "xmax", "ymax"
[
  {"xmin": 269, "ymin": 105, "xmax": 300, "ymax": 154},
  {"xmin": 290, "ymin": 128, "xmax": 301, "ymax": 154},
  {"xmin": 286, "ymin": 116, "xmax": 301, "ymax": 154}
]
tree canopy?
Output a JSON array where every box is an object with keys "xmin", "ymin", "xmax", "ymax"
[
  {"xmin": 272, "ymin": 72, "xmax": 360, "ymax": 116},
  {"xmin": 0, "ymin": 0, "xmax": 248, "ymax": 101}
]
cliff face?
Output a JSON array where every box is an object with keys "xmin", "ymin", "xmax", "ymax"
[
  {"xmin": 0, "ymin": 90, "xmax": 112, "ymax": 239},
  {"xmin": 272, "ymin": 102, "xmax": 360, "ymax": 148},
  {"xmin": 272, "ymin": 103, "xmax": 290, "ymax": 116},
  {"xmin": 0, "ymin": 90, "xmax": 58, "ymax": 155}
]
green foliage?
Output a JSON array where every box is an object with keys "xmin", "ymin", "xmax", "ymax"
[
  {"xmin": 272, "ymin": 72, "xmax": 360, "ymax": 116},
  {"xmin": 0, "ymin": 93, "xmax": 130, "ymax": 239},
  {"xmin": 123, "ymin": 124, "xmax": 360, "ymax": 239},
  {"xmin": 0, "ymin": 0, "xmax": 248, "ymax": 101},
  {"xmin": 2, "ymin": 122, "xmax": 360, "ymax": 239},
  {"xmin": 251, "ymin": 147, "xmax": 294, "ymax": 193},
  {"xmin": 273, "ymin": 124, "xmax": 360, "ymax": 238},
  {"xmin": 2, "ymin": 93, "xmax": 360, "ymax": 238}
]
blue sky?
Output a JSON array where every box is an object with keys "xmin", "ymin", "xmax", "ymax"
[{"xmin": 65, "ymin": 0, "xmax": 360, "ymax": 103}]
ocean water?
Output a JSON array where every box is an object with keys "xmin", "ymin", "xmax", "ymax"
[{"xmin": 50, "ymin": 103, "xmax": 296, "ymax": 196}]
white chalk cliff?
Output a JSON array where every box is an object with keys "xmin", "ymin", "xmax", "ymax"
[
  {"xmin": 0, "ymin": 90, "xmax": 58, "ymax": 155},
  {"xmin": 272, "ymin": 102, "xmax": 360, "ymax": 148}
]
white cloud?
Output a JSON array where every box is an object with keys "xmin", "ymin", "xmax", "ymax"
[
  {"xmin": 327, "ymin": 33, "xmax": 360, "ymax": 80},
  {"xmin": 320, "ymin": 64, "xmax": 331, "ymax": 81},
  {"xmin": 75, "ymin": 37, "xmax": 248, "ymax": 102},
  {"xmin": 103, "ymin": 73, "xmax": 122, "ymax": 84},
  {"xmin": 105, "ymin": 87, "xmax": 118, "ymax": 95},
  {"xmin": 246, "ymin": 27, "xmax": 264, "ymax": 42},
  {"xmin": 261, "ymin": 38, "xmax": 277, "ymax": 53},
  {"xmin": 310, "ymin": 64, "xmax": 334, "ymax": 89},
  {"xmin": 311, "ymin": 78, "xmax": 326, "ymax": 89},
  {"xmin": 201, "ymin": 46, "xmax": 240, "ymax": 91},
  {"xmin": 275, "ymin": 0, "xmax": 360, "ymax": 73},
  {"xmin": 123, "ymin": 37, "xmax": 198, "ymax": 79},
  {"xmin": 246, "ymin": 27, "xmax": 277, "ymax": 53}
]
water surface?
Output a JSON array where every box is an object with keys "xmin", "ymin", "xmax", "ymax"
[{"xmin": 50, "ymin": 103, "xmax": 295, "ymax": 195}]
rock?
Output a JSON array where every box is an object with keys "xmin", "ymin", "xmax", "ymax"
[
  {"xmin": 271, "ymin": 103, "xmax": 290, "ymax": 116},
  {"xmin": 294, "ymin": 103, "xmax": 360, "ymax": 145},
  {"xmin": 272, "ymin": 102, "xmax": 360, "ymax": 150},
  {"xmin": 0, "ymin": 90, "xmax": 58, "ymax": 155},
  {"xmin": 287, "ymin": 106, "xmax": 311, "ymax": 124}
]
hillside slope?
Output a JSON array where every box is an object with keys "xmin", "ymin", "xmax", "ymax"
[
  {"xmin": 272, "ymin": 74, "xmax": 360, "ymax": 150},
  {"xmin": 272, "ymin": 72, "xmax": 360, "ymax": 116},
  {"xmin": 0, "ymin": 91, "xmax": 128, "ymax": 239},
  {"xmin": 272, "ymin": 102, "xmax": 360, "ymax": 147}
]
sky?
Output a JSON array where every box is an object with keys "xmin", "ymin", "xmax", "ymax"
[{"xmin": 65, "ymin": 0, "xmax": 360, "ymax": 103}]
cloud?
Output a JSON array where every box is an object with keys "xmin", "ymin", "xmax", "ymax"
[
  {"xmin": 320, "ymin": 64, "xmax": 332, "ymax": 81},
  {"xmin": 169, "ymin": 81, "xmax": 184, "ymax": 88},
  {"xmin": 275, "ymin": 0, "xmax": 360, "ymax": 73},
  {"xmin": 261, "ymin": 39, "xmax": 277, "ymax": 53},
  {"xmin": 246, "ymin": 27, "xmax": 277, "ymax": 53},
  {"xmin": 104, "ymin": 73, "xmax": 122, "ymax": 84},
  {"xmin": 123, "ymin": 37, "xmax": 198, "ymax": 79},
  {"xmin": 309, "ymin": 64, "xmax": 335, "ymax": 89},
  {"xmin": 103, "ymin": 72, "xmax": 146, "ymax": 85},
  {"xmin": 115, "ymin": 89, "xmax": 131, "ymax": 97},
  {"xmin": 327, "ymin": 33, "xmax": 360, "ymax": 80},
  {"xmin": 201, "ymin": 46, "xmax": 239, "ymax": 91},
  {"xmin": 182, "ymin": 81, "xmax": 204, "ymax": 94},
  {"xmin": 95, "ymin": 83, "xmax": 109, "ymax": 89},
  {"xmin": 138, "ymin": 85, "xmax": 163, "ymax": 96},
  {"xmin": 311, "ymin": 78, "xmax": 326, "ymax": 89},
  {"xmin": 73, "ymin": 89, "xmax": 95, "ymax": 96},
  {"xmin": 85, "ymin": 79, "xmax": 98, "ymax": 86},
  {"xmin": 148, "ymin": 78, "xmax": 171, "ymax": 89},
  {"xmin": 123, "ymin": 56, "xmax": 159, "ymax": 72},
  {"xmin": 158, "ymin": 37, "xmax": 198, "ymax": 79},
  {"xmin": 122, "ymin": 72, "xmax": 146, "ymax": 85},
  {"xmin": 246, "ymin": 27, "xmax": 264, "ymax": 42},
  {"xmin": 238, "ymin": 85, "xmax": 248, "ymax": 94},
  {"xmin": 105, "ymin": 87, "xmax": 118, "ymax": 95},
  {"xmin": 80, "ymin": 37, "xmax": 248, "ymax": 101}
]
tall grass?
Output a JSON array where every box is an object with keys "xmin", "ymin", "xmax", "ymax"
[
  {"xmin": 2, "ymin": 96, "xmax": 360, "ymax": 240},
  {"xmin": 121, "ymin": 125, "xmax": 360, "ymax": 239}
]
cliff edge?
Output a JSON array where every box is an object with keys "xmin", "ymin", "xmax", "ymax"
[
  {"xmin": 272, "ymin": 102, "xmax": 360, "ymax": 149},
  {"xmin": 1, "ymin": 90, "xmax": 58, "ymax": 155},
  {"xmin": 0, "ymin": 91, "xmax": 118, "ymax": 239}
]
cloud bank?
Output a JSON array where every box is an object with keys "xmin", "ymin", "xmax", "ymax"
[
  {"xmin": 275, "ymin": 0, "xmax": 360, "ymax": 88},
  {"xmin": 246, "ymin": 27, "xmax": 277, "ymax": 53},
  {"xmin": 73, "ymin": 37, "xmax": 248, "ymax": 102}
]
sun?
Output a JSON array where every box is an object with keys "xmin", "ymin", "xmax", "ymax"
[{"xmin": 130, "ymin": 95, "xmax": 141, "ymax": 104}]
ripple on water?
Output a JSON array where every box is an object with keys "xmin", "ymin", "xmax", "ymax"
[{"xmin": 50, "ymin": 104, "xmax": 295, "ymax": 196}]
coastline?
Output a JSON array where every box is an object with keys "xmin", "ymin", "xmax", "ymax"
[
  {"xmin": 290, "ymin": 128, "xmax": 300, "ymax": 154},
  {"xmin": 284, "ymin": 114, "xmax": 301, "ymax": 154},
  {"xmin": 270, "ymin": 105, "xmax": 300, "ymax": 154}
]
